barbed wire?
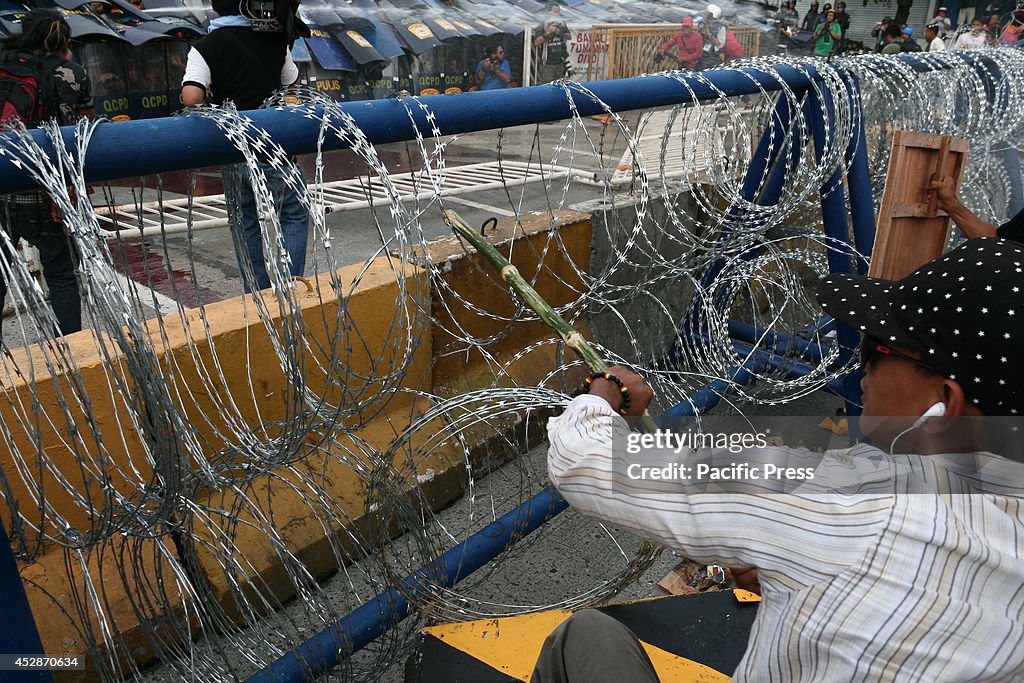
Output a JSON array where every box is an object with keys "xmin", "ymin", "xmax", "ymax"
[{"xmin": 0, "ymin": 48, "xmax": 1020, "ymax": 680}]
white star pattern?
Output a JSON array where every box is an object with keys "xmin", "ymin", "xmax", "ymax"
[{"xmin": 818, "ymin": 239, "xmax": 1021, "ymax": 416}]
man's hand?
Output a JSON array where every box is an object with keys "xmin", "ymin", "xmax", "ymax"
[
  {"xmin": 732, "ymin": 567, "xmax": 762, "ymax": 595},
  {"xmin": 588, "ymin": 365, "xmax": 654, "ymax": 416},
  {"xmin": 929, "ymin": 174, "xmax": 960, "ymax": 213},
  {"xmin": 927, "ymin": 173, "xmax": 998, "ymax": 238}
]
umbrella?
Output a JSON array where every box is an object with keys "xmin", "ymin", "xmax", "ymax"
[{"xmin": 506, "ymin": 0, "xmax": 546, "ymax": 15}]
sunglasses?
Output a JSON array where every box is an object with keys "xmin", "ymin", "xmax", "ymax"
[{"xmin": 859, "ymin": 337, "xmax": 941, "ymax": 374}]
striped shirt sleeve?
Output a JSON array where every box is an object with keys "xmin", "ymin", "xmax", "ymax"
[{"xmin": 547, "ymin": 395, "xmax": 897, "ymax": 590}]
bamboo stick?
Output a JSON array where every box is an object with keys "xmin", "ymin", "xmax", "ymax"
[{"xmin": 444, "ymin": 209, "xmax": 658, "ymax": 434}]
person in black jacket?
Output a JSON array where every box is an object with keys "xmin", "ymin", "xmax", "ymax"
[
  {"xmin": 871, "ymin": 16, "xmax": 894, "ymax": 51},
  {"xmin": 0, "ymin": 9, "xmax": 92, "ymax": 336},
  {"xmin": 802, "ymin": 1, "xmax": 822, "ymax": 30},
  {"xmin": 181, "ymin": 0, "xmax": 308, "ymax": 293},
  {"xmin": 834, "ymin": 1, "xmax": 851, "ymax": 51}
]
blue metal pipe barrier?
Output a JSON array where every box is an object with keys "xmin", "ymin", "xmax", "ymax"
[
  {"xmin": 245, "ymin": 486, "xmax": 567, "ymax": 683},
  {"xmin": 802, "ymin": 313, "xmax": 835, "ymax": 340},
  {"xmin": 665, "ymin": 91, "xmax": 801, "ymax": 374},
  {"xmin": 842, "ymin": 73, "xmax": 877, "ymax": 274},
  {"xmin": 726, "ymin": 319, "xmax": 828, "ymax": 364},
  {"xmin": 807, "ymin": 82, "xmax": 865, "ymax": 422},
  {"xmin": 664, "ymin": 358, "xmax": 769, "ymax": 418},
  {"xmin": 0, "ymin": 67, "xmax": 821, "ymax": 194},
  {"xmin": 0, "ymin": 523, "xmax": 51, "ymax": 682},
  {"xmin": 727, "ymin": 339, "xmax": 847, "ymax": 396}
]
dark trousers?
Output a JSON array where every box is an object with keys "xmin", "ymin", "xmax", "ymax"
[
  {"xmin": 0, "ymin": 198, "xmax": 81, "ymax": 336},
  {"xmin": 530, "ymin": 610, "xmax": 661, "ymax": 683}
]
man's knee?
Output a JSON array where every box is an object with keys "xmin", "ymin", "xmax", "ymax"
[
  {"xmin": 533, "ymin": 610, "xmax": 658, "ymax": 683},
  {"xmin": 562, "ymin": 609, "xmax": 613, "ymax": 632},
  {"xmin": 550, "ymin": 609, "xmax": 628, "ymax": 654}
]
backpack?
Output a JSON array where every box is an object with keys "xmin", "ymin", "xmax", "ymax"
[
  {"xmin": 900, "ymin": 38, "xmax": 923, "ymax": 52},
  {"xmin": 0, "ymin": 48, "xmax": 59, "ymax": 129}
]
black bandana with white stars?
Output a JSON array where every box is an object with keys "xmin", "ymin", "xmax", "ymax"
[{"xmin": 817, "ymin": 238, "xmax": 1022, "ymax": 416}]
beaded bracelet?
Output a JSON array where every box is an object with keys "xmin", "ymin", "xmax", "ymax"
[{"xmin": 585, "ymin": 372, "xmax": 631, "ymax": 415}]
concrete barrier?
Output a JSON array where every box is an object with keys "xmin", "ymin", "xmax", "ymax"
[{"xmin": 2, "ymin": 210, "xmax": 594, "ymax": 678}]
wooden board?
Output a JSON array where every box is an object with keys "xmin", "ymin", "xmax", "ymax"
[{"xmin": 868, "ymin": 131, "xmax": 969, "ymax": 281}]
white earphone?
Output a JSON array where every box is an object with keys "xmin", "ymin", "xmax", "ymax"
[
  {"xmin": 911, "ymin": 401, "xmax": 947, "ymax": 429},
  {"xmin": 890, "ymin": 402, "xmax": 947, "ymax": 452}
]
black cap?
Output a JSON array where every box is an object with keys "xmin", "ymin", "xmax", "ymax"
[
  {"xmin": 817, "ymin": 238, "xmax": 1024, "ymax": 416},
  {"xmin": 882, "ymin": 15, "xmax": 893, "ymax": 23}
]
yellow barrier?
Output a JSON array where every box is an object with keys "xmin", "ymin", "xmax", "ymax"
[{"xmin": 4, "ymin": 209, "xmax": 593, "ymax": 679}]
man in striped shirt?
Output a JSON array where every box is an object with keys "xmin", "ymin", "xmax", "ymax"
[{"xmin": 535, "ymin": 238, "xmax": 1024, "ymax": 682}]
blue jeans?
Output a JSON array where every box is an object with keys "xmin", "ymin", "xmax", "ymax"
[
  {"xmin": 222, "ymin": 160, "xmax": 309, "ymax": 293},
  {"xmin": 0, "ymin": 197, "xmax": 81, "ymax": 336}
]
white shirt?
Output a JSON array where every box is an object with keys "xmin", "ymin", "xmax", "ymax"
[
  {"xmin": 547, "ymin": 394, "xmax": 1024, "ymax": 681},
  {"xmin": 927, "ymin": 35, "xmax": 946, "ymax": 51},
  {"xmin": 929, "ymin": 14, "xmax": 952, "ymax": 35},
  {"xmin": 954, "ymin": 30, "xmax": 989, "ymax": 49},
  {"xmin": 182, "ymin": 47, "xmax": 298, "ymax": 90}
]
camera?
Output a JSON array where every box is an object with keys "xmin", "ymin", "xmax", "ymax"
[
  {"xmin": 246, "ymin": 0, "xmax": 281, "ymax": 31},
  {"xmin": 653, "ymin": 52, "xmax": 665, "ymax": 63}
]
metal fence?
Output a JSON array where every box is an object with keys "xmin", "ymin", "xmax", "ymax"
[{"xmin": 584, "ymin": 23, "xmax": 762, "ymax": 80}]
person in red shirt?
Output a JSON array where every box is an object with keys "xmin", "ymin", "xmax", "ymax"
[
  {"xmin": 658, "ymin": 16, "xmax": 703, "ymax": 69},
  {"xmin": 723, "ymin": 28, "xmax": 744, "ymax": 60}
]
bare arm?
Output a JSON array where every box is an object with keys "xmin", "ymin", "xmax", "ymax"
[
  {"xmin": 930, "ymin": 175, "xmax": 998, "ymax": 238},
  {"xmin": 493, "ymin": 61, "xmax": 512, "ymax": 84}
]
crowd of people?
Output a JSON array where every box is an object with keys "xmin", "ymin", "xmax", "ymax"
[
  {"xmin": 657, "ymin": 3, "xmax": 745, "ymax": 70},
  {"xmin": 870, "ymin": 5, "xmax": 1024, "ymax": 52},
  {"xmin": 776, "ymin": 0, "xmax": 1024, "ymax": 55},
  {"xmin": 774, "ymin": 0, "xmax": 851, "ymax": 56}
]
